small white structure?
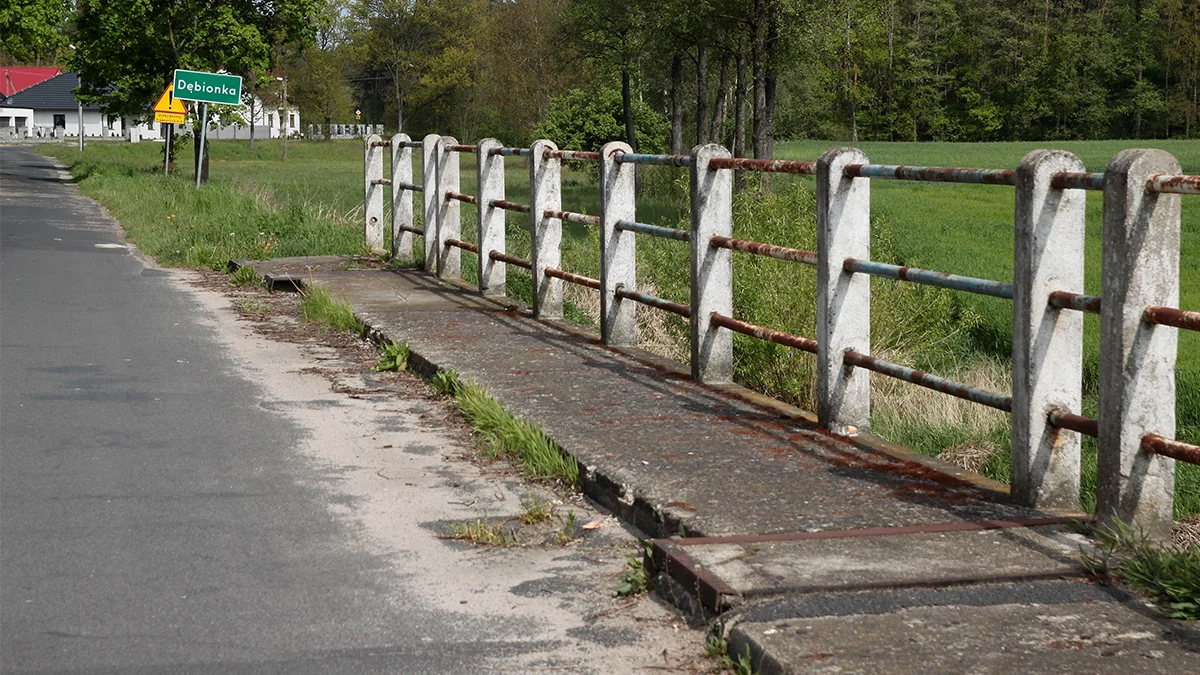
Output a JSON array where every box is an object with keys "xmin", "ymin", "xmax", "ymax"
[{"xmin": 210, "ymin": 93, "xmax": 299, "ymax": 140}]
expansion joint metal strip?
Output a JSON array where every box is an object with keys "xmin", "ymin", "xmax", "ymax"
[
  {"xmin": 712, "ymin": 236, "xmax": 817, "ymax": 265},
  {"xmin": 844, "ymin": 258, "xmax": 1014, "ymax": 299},
  {"xmin": 710, "ymin": 312, "xmax": 817, "ymax": 354},
  {"xmin": 843, "ymin": 350, "xmax": 1013, "ymax": 412}
]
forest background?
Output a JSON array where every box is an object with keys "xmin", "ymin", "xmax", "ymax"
[{"xmin": 3, "ymin": 0, "xmax": 1200, "ymax": 151}]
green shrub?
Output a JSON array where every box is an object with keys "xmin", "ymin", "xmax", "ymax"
[{"xmin": 532, "ymin": 86, "xmax": 668, "ymax": 154}]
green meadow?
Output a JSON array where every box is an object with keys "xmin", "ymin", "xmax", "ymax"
[{"xmin": 39, "ymin": 137, "xmax": 1200, "ymax": 517}]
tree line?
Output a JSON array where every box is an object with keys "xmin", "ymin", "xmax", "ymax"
[{"xmin": 2, "ymin": 0, "xmax": 1198, "ymax": 157}]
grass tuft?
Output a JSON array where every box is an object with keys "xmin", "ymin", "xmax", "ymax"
[
  {"xmin": 518, "ymin": 494, "xmax": 555, "ymax": 525},
  {"xmin": 1084, "ymin": 520, "xmax": 1200, "ymax": 620},
  {"xmin": 299, "ymin": 285, "xmax": 364, "ymax": 334},
  {"xmin": 373, "ymin": 340, "xmax": 409, "ymax": 372},
  {"xmin": 444, "ymin": 516, "xmax": 516, "ymax": 547},
  {"xmin": 451, "ymin": 378, "xmax": 579, "ymax": 485},
  {"xmin": 228, "ymin": 265, "xmax": 262, "ymax": 287}
]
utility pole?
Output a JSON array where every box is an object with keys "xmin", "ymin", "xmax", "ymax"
[{"xmin": 277, "ymin": 75, "xmax": 288, "ymax": 162}]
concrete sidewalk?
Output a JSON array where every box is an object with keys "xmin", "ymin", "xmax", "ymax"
[{"xmin": 242, "ymin": 256, "xmax": 1200, "ymax": 673}]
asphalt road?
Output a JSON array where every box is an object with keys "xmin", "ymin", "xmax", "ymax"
[{"xmin": 0, "ymin": 148, "xmax": 556, "ymax": 673}]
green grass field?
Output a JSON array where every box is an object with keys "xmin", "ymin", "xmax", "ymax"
[{"xmin": 38, "ymin": 137, "xmax": 1200, "ymax": 518}]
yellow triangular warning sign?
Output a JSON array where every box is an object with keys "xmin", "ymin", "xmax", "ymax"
[{"xmin": 153, "ymin": 85, "xmax": 188, "ymax": 115}]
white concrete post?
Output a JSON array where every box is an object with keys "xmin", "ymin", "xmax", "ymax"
[
  {"xmin": 477, "ymin": 138, "xmax": 506, "ymax": 297},
  {"xmin": 435, "ymin": 136, "xmax": 461, "ymax": 279},
  {"xmin": 1011, "ymin": 150, "xmax": 1088, "ymax": 510},
  {"xmin": 816, "ymin": 147, "xmax": 871, "ymax": 433},
  {"xmin": 391, "ymin": 133, "xmax": 414, "ymax": 261},
  {"xmin": 421, "ymin": 134, "xmax": 440, "ymax": 272},
  {"xmin": 600, "ymin": 141, "xmax": 637, "ymax": 346},
  {"xmin": 689, "ymin": 143, "xmax": 734, "ymax": 383},
  {"xmin": 529, "ymin": 140, "xmax": 562, "ymax": 319},
  {"xmin": 364, "ymin": 134, "xmax": 385, "ymax": 251},
  {"xmin": 1098, "ymin": 149, "xmax": 1183, "ymax": 539}
]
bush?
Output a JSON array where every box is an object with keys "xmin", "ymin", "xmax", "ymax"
[{"xmin": 531, "ymin": 86, "xmax": 668, "ymax": 154}]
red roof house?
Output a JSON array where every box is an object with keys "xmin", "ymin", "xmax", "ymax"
[{"xmin": 2, "ymin": 67, "xmax": 62, "ymax": 98}]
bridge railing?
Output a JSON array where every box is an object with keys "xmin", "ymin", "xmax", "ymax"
[{"xmin": 365, "ymin": 136, "xmax": 1199, "ymax": 541}]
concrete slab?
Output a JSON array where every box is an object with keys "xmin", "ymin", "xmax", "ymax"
[
  {"xmin": 729, "ymin": 587, "xmax": 1200, "ymax": 674},
  {"xmin": 675, "ymin": 524, "xmax": 1087, "ymax": 597}
]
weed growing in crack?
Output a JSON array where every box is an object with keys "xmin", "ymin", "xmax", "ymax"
[
  {"xmin": 1083, "ymin": 519, "xmax": 1200, "ymax": 620},
  {"xmin": 431, "ymin": 369, "xmax": 461, "ymax": 397},
  {"xmin": 227, "ymin": 265, "xmax": 261, "ymax": 287},
  {"xmin": 299, "ymin": 285, "xmax": 364, "ymax": 334},
  {"xmin": 373, "ymin": 340, "xmax": 410, "ymax": 372},
  {"xmin": 234, "ymin": 298, "xmax": 271, "ymax": 313},
  {"xmin": 615, "ymin": 543, "xmax": 654, "ymax": 596},
  {"xmin": 704, "ymin": 634, "xmax": 755, "ymax": 674},
  {"xmin": 554, "ymin": 510, "xmax": 577, "ymax": 545},
  {"xmin": 445, "ymin": 516, "xmax": 516, "ymax": 547},
  {"xmin": 518, "ymin": 495, "xmax": 555, "ymax": 525}
]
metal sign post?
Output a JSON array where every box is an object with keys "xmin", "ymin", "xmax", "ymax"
[{"xmin": 195, "ymin": 103, "xmax": 208, "ymax": 189}]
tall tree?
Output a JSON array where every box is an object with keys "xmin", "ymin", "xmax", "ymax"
[{"xmin": 0, "ymin": 0, "xmax": 70, "ymax": 65}]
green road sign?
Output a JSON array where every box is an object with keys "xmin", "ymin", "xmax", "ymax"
[{"xmin": 172, "ymin": 69, "xmax": 242, "ymax": 106}]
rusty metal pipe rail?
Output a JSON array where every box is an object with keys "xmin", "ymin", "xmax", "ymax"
[
  {"xmin": 371, "ymin": 178, "xmax": 392, "ymax": 186},
  {"xmin": 1144, "ymin": 305, "xmax": 1200, "ymax": 331},
  {"xmin": 1147, "ymin": 174, "xmax": 1200, "ymax": 194},
  {"xmin": 1049, "ymin": 291, "xmax": 1100, "ymax": 314},
  {"xmin": 489, "ymin": 199, "xmax": 531, "ymax": 214},
  {"xmin": 614, "ymin": 153, "xmax": 692, "ymax": 167},
  {"xmin": 1142, "ymin": 434, "xmax": 1200, "ymax": 465},
  {"xmin": 488, "ymin": 250, "xmax": 532, "ymax": 270},
  {"xmin": 544, "ymin": 267, "xmax": 600, "ymax": 290},
  {"xmin": 446, "ymin": 191, "xmax": 478, "ymax": 205},
  {"xmin": 489, "ymin": 147, "xmax": 531, "ymax": 157},
  {"xmin": 844, "ymin": 258, "xmax": 1014, "ymax": 299},
  {"xmin": 615, "ymin": 284, "xmax": 691, "ymax": 318},
  {"xmin": 445, "ymin": 238, "xmax": 478, "ymax": 254},
  {"xmin": 843, "ymin": 350, "xmax": 1014, "ymax": 412},
  {"xmin": 395, "ymin": 181, "xmax": 424, "ymax": 193},
  {"xmin": 710, "ymin": 236, "xmax": 817, "ymax": 265},
  {"xmin": 711, "ymin": 313, "xmax": 818, "ymax": 354},
  {"xmin": 615, "ymin": 220, "xmax": 690, "ymax": 241},
  {"xmin": 845, "ymin": 164, "xmax": 1017, "ymax": 186},
  {"xmin": 370, "ymin": 139, "xmax": 391, "ymax": 147},
  {"xmin": 544, "ymin": 209, "xmax": 599, "ymax": 227},
  {"xmin": 445, "ymin": 144, "xmax": 477, "ymax": 153},
  {"xmin": 402, "ymin": 140, "xmax": 423, "ymax": 148},
  {"xmin": 1051, "ymin": 172, "xmax": 1105, "ymax": 190},
  {"xmin": 1047, "ymin": 408, "xmax": 1098, "ymax": 438},
  {"xmin": 707, "ymin": 157, "xmax": 816, "ymax": 174},
  {"xmin": 544, "ymin": 150, "xmax": 601, "ymax": 162},
  {"xmin": 398, "ymin": 225, "xmax": 425, "ymax": 236}
]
